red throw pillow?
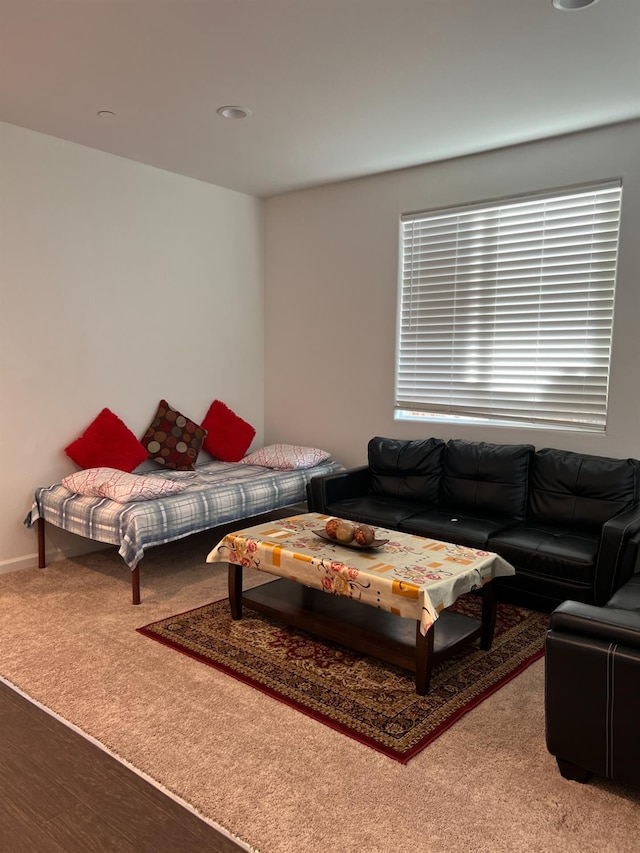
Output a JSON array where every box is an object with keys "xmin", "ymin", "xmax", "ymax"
[
  {"xmin": 141, "ymin": 399, "xmax": 207, "ymax": 470},
  {"xmin": 201, "ymin": 400, "xmax": 256, "ymax": 463},
  {"xmin": 65, "ymin": 408, "xmax": 148, "ymax": 472}
]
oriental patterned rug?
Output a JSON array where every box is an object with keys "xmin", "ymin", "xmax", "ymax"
[{"xmin": 137, "ymin": 592, "xmax": 548, "ymax": 763}]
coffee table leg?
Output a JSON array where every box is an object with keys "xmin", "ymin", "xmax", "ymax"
[
  {"xmin": 229, "ymin": 563, "xmax": 243, "ymax": 620},
  {"xmin": 480, "ymin": 580, "xmax": 497, "ymax": 650},
  {"xmin": 415, "ymin": 621, "xmax": 435, "ymax": 695}
]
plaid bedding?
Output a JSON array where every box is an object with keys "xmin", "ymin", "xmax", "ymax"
[{"xmin": 25, "ymin": 459, "xmax": 343, "ymax": 570}]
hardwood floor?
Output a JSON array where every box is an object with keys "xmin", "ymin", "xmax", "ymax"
[{"xmin": 0, "ymin": 680, "xmax": 245, "ymax": 853}]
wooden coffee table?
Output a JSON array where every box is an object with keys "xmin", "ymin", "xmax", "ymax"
[{"xmin": 206, "ymin": 512, "xmax": 516, "ymax": 694}]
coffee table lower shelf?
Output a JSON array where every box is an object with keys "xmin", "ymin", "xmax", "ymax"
[{"xmin": 230, "ymin": 568, "xmax": 495, "ymax": 694}]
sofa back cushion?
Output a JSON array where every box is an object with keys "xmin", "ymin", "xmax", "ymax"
[
  {"xmin": 529, "ymin": 448, "xmax": 638, "ymax": 528},
  {"xmin": 368, "ymin": 436, "xmax": 445, "ymax": 503},
  {"xmin": 440, "ymin": 439, "xmax": 534, "ymax": 521}
]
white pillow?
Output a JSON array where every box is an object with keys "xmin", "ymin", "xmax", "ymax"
[
  {"xmin": 61, "ymin": 467, "xmax": 192, "ymax": 503},
  {"xmin": 240, "ymin": 444, "xmax": 330, "ymax": 470}
]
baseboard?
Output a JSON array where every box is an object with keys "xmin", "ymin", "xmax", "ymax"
[
  {"xmin": 0, "ymin": 553, "xmax": 40, "ymax": 574},
  {"xmin": 0, "ymin": 542, "xmax": 111, "ymax": 575}
]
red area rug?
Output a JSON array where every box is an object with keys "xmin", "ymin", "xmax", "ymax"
[{"xmin": 137, "ymin": 591, "xmax": 548, "ymax": 763}]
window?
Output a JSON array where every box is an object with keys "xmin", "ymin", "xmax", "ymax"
[{"xmin": 396, "ymin": 181, "xmax": 622, "ymax": 432}]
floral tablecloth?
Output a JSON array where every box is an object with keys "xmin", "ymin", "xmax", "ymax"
[{"xmin": 206, "ymin": 512, "xmax": 516, "ymax": 635}]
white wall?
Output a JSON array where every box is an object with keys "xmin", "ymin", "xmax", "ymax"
[
  {"xmin": 0, "ymin": 122, "xmax": 264, "ymax": 571},
  {"xmin": 4, "ymin": 120, "xmax": 638, "ymax": 571},
  {"xmin": 264, "ymin": 121, "xmax": 640, "ymax": 469}
]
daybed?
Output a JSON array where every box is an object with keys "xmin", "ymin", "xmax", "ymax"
[
  {"xmin": 26, "ymin": 457, "xmax": 343, "ymax": 604},
  {"xmin": 306, "ymin": 436, "xmax": 640, "ymax": 612}
]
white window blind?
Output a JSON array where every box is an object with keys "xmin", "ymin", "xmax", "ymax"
[{"xmin": 396, "ymin": 181, "xmax": 622, "ymax": 431}]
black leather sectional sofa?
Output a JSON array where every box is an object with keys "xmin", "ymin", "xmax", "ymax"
[{"xmin": 307, "ymin": 436, "xmax": 640, "ymax": 612}]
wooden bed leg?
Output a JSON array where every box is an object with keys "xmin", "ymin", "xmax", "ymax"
[
  {"xmin": 37, "ymin": 518, "xmax": 46, "ymax": 569},
  {"xmin": 131, "ymin": 566, "xmax": 141, "ymax": 605}
]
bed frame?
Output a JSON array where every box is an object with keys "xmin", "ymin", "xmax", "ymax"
[{"xmin": 27, "ymin": 459, "xmax": 343, "ymax": 604}]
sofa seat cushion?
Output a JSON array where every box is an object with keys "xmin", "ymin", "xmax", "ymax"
[
  {"xmin": 399, "ymin": 509, "xmax": 517, "ymax": 550},
  {"xmin": 607, "ymin": 573, "xmax": 640, "ymax": 612},
  {"xmin": 490, "ymin": 523, "xmax": 600, "ymax": 585},
  {"xmin": 324, "ymin": 496, "xmax": 425, "ymax": 529}
]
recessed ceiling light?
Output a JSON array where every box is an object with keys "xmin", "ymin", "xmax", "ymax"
[
  {"xmin": 97, "ymin": 110, "xmax": 116, "ymax": 118},
  {"xmin": 216, "ymin": 105, "xmax": 252, "ymax": 120},
  {"xmin": 552, "ymin": 0, "xmax": 599, "ymax": 9}
]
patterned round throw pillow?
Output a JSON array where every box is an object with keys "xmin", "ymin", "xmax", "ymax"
[{"xmin": 141, "ymin": 399, "xmax": 207, "ymax": 470}]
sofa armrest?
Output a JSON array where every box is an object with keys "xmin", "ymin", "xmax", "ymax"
[
  {"xmin": 594, "ymin": 502, "xmax": 640, "ymax": 604},
  {"xmin": 545, "ymin": 601, "xmax": 640, "ymax": 786},
  {"xmin": 306, "ymin": 466, "xmax": 371, "ymax": 512},
  {"xmin": 549, "ymin": 600, "xmax": 640, "ymax": 651}
]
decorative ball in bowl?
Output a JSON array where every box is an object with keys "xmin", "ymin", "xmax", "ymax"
[{"xmin": 313, "ymin": 518, "xmax": 388, "ymax": 550}]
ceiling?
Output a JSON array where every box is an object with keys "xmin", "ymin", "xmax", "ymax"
[{"xmin": 1, "ymin": 0, "xmax": 639, "ymax": 198}]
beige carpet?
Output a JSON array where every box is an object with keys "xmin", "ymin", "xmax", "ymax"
[{"xmin": 1, "ymin": 532, "xmax": 638, "ymax": 853}]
